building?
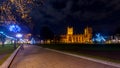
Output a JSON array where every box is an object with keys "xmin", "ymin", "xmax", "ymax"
[
  {"xmin": 60, "ymin": 27, "xmax": 93, "ymax": 43},
  {"xmin": 106, "ymin": 34, "xmax": 120, "ymax": 44}
]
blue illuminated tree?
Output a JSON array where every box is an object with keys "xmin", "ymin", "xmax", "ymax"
[{"xmin": 92, "ymin": 33, "xmax": 106, "ymax": 44}]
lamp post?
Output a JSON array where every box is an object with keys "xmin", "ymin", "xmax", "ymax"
[
  {"xmin": 15, "ymin": 33, "xmax": 23, "ymax": 48},
  {"xmin": 16, "ymin": 33, "xmax": 23, "ymax": 44}
]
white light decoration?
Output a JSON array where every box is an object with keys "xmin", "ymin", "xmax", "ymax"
[
  {"xmin": 16, "ymin": 33, "xmax": 23, "ymax": 38},
  {"xmin": 9, "ymin": 25, "xmax": 21, "ymax": 32}
]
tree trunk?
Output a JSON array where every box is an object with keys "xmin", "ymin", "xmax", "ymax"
[
  {"xmin": 14, "ymin": 40, "xmax": 17, "ymax": 49},
  {"xmin": 2, "ymin": 41, "xmax": 4, "ymax": 47},
  {"xmin": 11, "ymin": 40, "xmax": 13, "ymax": 44}
]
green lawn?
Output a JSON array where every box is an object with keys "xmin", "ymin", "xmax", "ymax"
[
  {"xmin": 0, "ymin": 44, "xmax": 17, "ymax": 65},
  {"xmin": 0, "ymin": 45, "xmax": 15, "ymax": 54},
  {"xmin": 62, "ymin": 50, "xmax": 120, "ymax": 63},
  {"xmin": 38, "ymin": 44, "xmax": 120, "ymax": 63}
]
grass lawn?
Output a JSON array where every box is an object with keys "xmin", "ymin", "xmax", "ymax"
[
  {"xmin": 0, "ymin": 44, "xmax": 17, "ymax": 65},
  {"xmin": 62, "ymin": 50, "xmax": 120, "ymax": 63},
  {"xmin": 38, "ymin": 44, "xmax": 120, "ymax": 63}
]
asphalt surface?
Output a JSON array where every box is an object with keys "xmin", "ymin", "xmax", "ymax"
[{"xmin": 10, "ymin": 45, "xmax": 119, "ymax": 68}]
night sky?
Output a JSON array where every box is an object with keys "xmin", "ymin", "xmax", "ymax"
[
  {"xmin": 31, "ymin": 0, "xmax": 120, "ymax": 35},
  {"xmin": 1, "ymin": 0, "xmax": 120, "ymax": 35}
]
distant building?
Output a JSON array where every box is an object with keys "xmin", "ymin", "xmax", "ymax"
[
  {"xmin": 60, "ymin": 27, "xmax": 93, "ymax": 43},
  {"xmin": 107, "ymin": 34, "xmax": 120, "ymax": 43}
]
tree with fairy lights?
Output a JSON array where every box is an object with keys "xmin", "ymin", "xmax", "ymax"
[
  {"xmin": 0, "ymin": 25, "xmax": 15, "ymax": 47},
  {"xmin": 0, "ymin": 0, "xmax": 43, "ymax": 48},
  {"xmin": 0, "ymin": 0, "xmax": 43, "ymax": 30}
]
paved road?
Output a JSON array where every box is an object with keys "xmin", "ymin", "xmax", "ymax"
[{"xmin": 10, "ymin": 45, "xmax": 119, "ymax": 68}]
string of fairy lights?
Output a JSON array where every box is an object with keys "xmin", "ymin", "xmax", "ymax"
[
  {"xmin": 0, "ymin": 31, "xmax": 15, "ymax": 39},
  {"xmin": 0, "ymin": 0, "xmax": 41, "ymax": 25},
  {"xmin": 10, "ymin": 0, "xmax": 34, "ymax": 23},
  {"xmin": 0, "ymin": 1, "xmax": 16, "ymax": 24}
]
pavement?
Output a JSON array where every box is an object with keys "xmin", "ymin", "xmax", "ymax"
[{"xmin": 10, "ymin": 45, "xmax": 119, "ymax": 68}]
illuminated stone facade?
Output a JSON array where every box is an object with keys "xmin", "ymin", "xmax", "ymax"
[{"xmin": 60, "ymin": 27, "xmax": 93, "ymax": 43}]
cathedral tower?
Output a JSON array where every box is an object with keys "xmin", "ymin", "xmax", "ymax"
[{"xmin": 67, "ymin": 27, "xmax": 73, "ymax": 35}]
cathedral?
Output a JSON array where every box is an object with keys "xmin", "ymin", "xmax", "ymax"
[{"xmin": 60, "ymin": 27, "xmax": 93, "ymax": 43}]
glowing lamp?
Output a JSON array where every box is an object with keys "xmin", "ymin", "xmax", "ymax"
[{"xmin": 16, "ymin": 33, "xmax": 23, "ymax": 38}]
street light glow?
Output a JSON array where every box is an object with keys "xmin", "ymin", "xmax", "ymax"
[{"xmin": 16, "ymin": 33, "xmax": 23, "ymax": 38}]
